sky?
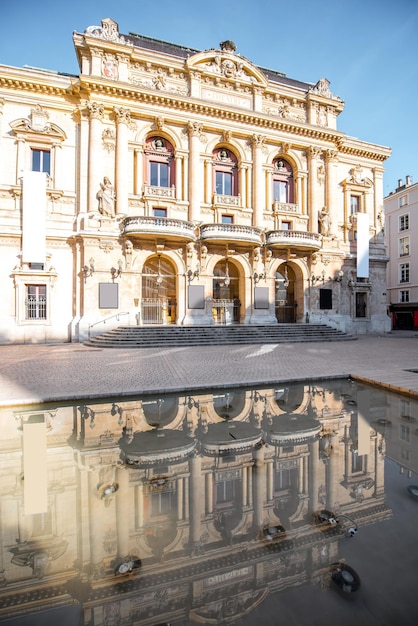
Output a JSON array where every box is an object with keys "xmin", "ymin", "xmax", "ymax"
[{"xmin": 1, "ymin": 0, "xmax": 417, "ymax": 196}]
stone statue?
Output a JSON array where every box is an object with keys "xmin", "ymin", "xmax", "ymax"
[
  {"xmin": 97, "ymin": 177, "xmax": 115, "ymax": 217},
  {"xmin": 319, "ymin": 206, "xmax": 331, "ymax": 236}
]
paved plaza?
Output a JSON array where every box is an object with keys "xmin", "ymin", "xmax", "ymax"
[{"xmin": 1, "ymin": 331, "xmax": 418, "ymax": 406}]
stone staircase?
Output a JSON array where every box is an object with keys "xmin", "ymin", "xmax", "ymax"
[{"xmin": 84, "ymin": 323, "xmax": 356, "ymax": 348}]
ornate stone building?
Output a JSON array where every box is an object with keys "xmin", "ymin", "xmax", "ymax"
[{"xmin": 0, "ymin": 17, "xmax": 391, "ymax": 343}]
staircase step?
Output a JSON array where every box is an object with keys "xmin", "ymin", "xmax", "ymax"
[{"xmin": 85, "ymin": 324, "xmax": 356, "ymax": 348}]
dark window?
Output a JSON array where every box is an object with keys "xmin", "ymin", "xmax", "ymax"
[
  {"xmin": 319, "ymin": 288, "xmax": 332, "ymax": 309},
  {"xmin": 355, "ymin": 292, "xmax": 367, "ymax": 318},
  {"xmin": 221, "ymin": 214, "xmax": 233, "ymax": 224},
  {"xmin": 31, "ymin": 149, "xmax": 50, "ymax": 174},
  {"xmin": 26, "ymin": 284, "xmax": 47, "ymax": 319}
]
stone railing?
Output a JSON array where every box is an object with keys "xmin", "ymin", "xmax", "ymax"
[
  {"xmin": 266, "ymin": 230, "xmax": 322, "ymax": 249},
  {"xmin": 213, "ymin": 193, "xmax": 241, "ymax": 207},
  {"xmin": 200, "ymin": 223, "xmax": 263, "ymax": 244},
  {"xmin": 272, "ymin": 201, "xmax": 299, "ymax": 214},
  {"xmin": 123, "ymin": 216, "xmax": 196, "ymax": 239},
  {"xmin": 143, "ymin": 184, "xmax": 176, "ymax": 199}
]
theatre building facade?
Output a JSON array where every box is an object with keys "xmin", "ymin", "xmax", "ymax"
[{"xmin": 0, "ymin": 18, "xmax": 391, "ymax": 343}]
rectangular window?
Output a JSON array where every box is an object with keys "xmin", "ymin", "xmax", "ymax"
[
  {"xmin": 216, "ymin": 480, "xmax": 236, "ymax": 503},
  {"xmin": 153, "ymin": 208, "xmax": 167, "ymax": 218},
  {"xmin": 319, "ymin": 288, "xmax": 332, "ymax": 310},
  {"xmin": 399, "ymin": 236, "xmax": 410, "ymax": 257},
  {"xmin": 26, "ymin": 285, "xmax": 47, "ymax": 320},
  {"xmin": 216, "ymin": 171, "xmax": 233, "ymax": 195},
  {"xmin": 221, "ymin": 214, "xmax": 233, "ymax": 224},
  {"xmin": 400, "ymin": 290, "xmax": 410, "ymax": 303},
  {"xmin": 400, "ymin": 263, "xmax": 410, "ymax": 283},
  {"xmin": 281, "ymin": 221, "xmax": 291, "ymax": 230},
  {"xmin": 399, "ymin": 214, "xmax": 409, "ymax": 231},
  {"xmin": 150, "ymin": 161, "xmax": 169, "ymax": 187},
  {"xmin": 355, "ymin": 292, "xmax": 367, "ymax": 318},
  {"xmin": 150, "ymin": 491, "xmax": 173, "ymax": 516},
  {"xmin": 273, "ymin": 180, "xmax": 288, "ymax": 203},
  {"xmin": 350, "ymin": 195, "xmax": 360, "ymax": 214},
  {"xmin": 31, "ymin": 149, "xmax": 50, "ymax": 174},
  {"xmin": 400, "ymin": 399, "xmax": 410, "ymax": 418},
  {"xmin": 399, "ymin": 195, "xmax": 408, "ymax": 207},
  {"xmin": 400, "ymin": 424, "xmax": 410, "ymax": 443}
]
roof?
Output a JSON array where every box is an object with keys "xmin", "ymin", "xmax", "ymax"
[{"xmin": 126, "ymin": 32, "xmax": 312, "ymax": 91}]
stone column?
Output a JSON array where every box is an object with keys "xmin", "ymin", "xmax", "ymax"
[
  {"xmin": 188, "ymin": 121, "xmax": 204, "ymax": 221},
  {"xmin": 325, "ymin": 150, "xmax": 339, "ymax": 236},
  {"xmin": 206, "ymin": 472, "xmax": 213, "ymax": 514},
  {"xmin": 308, "ymin": 147, "xmax": 322, "ymax": 232},
  {"xmin": 308, "ymin": 438, "xmax": 320, "ymax": 513},
  {"xmin": 190, "ymin": 455, "xmax": 202, "ymax": 544},
  {"xmin": 204, "ymin": 158, "xmax": 212, "ymax": 205},
  {"xmin": 86, "ymin": 102, "xmax": 104, "ymax": 213},
  {"xmin": 116, "ymin": 466, "xmax": 130, "ymax": 558},
  {"xmin": 239, "ymin": 164, "xmax": 248, "ymax": 208},
  {"xmin": 253, "ymin": 448, "xmax": 265, "ymax": 529},
  {"xmin": 134, "ymin": 148, "xmax": 143, "ymax": 196},
  {"xmin": 15, "ymin": 137, "xmax": 25, "ymax": 185},
  {"xmin": 251, "ymin": 134, "xmax": 265, "ymax": 228},
  {"xmin": 176, "ymin": 154, "xmax": 183, "ymax": 200},
  {"xmin": 114, "ymin": 107, "xmax": 130, "ymax": 215}
]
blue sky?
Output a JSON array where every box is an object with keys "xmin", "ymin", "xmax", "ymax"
[{"xmin": 2, "ymin": 0, "xmax": 417, "ymax": 196}]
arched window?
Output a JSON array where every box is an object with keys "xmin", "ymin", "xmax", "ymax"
[
  {"xmin": 213, "ymin": 148, "xmax": 238, "ymax": 197},
  {"xmin": 144, "ymin": 136, "xmax": 174, "ymax": 188},
  {"xmin": 272, "ymin": 158, "xmax": 294, "ymax": 204}
]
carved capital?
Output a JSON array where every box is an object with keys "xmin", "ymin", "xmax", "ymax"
[
  {"xmin": 86, "ymin": 102, "xmax": 104, "ymax": 121},
  {"xmin": 251, "ymin": 133, "xmax": 265, "ymax": 148},
  {"xmin": 113, "ymin": 107, "xmax": 131, "ymax": 125}
]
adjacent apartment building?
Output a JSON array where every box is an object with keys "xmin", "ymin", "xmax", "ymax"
[
  {"xmin": 385, "ymin": 176, "xmax": 418, "ymax": 330},
  {"xmin": 0, "ymin": 18, "xmax": 392, "ymax": 344}
]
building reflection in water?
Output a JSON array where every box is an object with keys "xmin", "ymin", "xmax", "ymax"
[{"xmin": 0, "ymin": 378, "xmax": 417, "ymax": 624}]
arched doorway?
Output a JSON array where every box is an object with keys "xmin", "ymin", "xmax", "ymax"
[
  {"xmin": 212, "ymin": 259, "xmax": 240, "ymax": 324},
  {"xmin": 141, "ymin": 255, "xmax": 177, "ymax": 324},
  {"xmin": 275, "ymin": 264, "xmax": 296, "ymax": 323}
]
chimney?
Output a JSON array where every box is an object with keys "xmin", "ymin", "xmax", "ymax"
[
  {"xmin": 406, "ymin": 175, "xmax": 412, "ymax": 187},
  {"xmin": 398, "ymin": 178, "xmax": 403, "ymax": 188}
]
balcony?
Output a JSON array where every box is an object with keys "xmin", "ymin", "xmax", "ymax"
[
  {"xmin": 143, "ymin": 184, "xmax": 176, "ymax": 199},
  {"xmin": 266, "ymin": 230, "xmax": 322, "ymax": 254},
  {"xmin": 213, "ymin": 193, "xmax": 241, "ymax": 207},
  {"xmin": 122, "ymin": 216, "xmax": 196, "ymax": 242},
  {"xmin": 200, "ymin": 223, "xmax": 263, "ymax": 245},
  {"xmin": 272, "ymin": 201, "xmax": 300, "ymax": 215}
]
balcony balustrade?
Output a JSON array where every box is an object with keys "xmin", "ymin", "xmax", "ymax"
[
  {"xmin": 213, "ymin": 193, "xmax": 241, "ymax": 207},
  {"xmin": 266, "ymin": 229, "xmax": 322, "ymax": 253},
  {"xmin": 272, "ymin": 201, "xmax": 300, "ymax": 214},
  {"xmin": 200, "ymin": 223, "xmax": 263, "ymax": 245},
  {"xmin": 143, "ymin": 184, "xmax": 176, "ymax": 199},
  {"xmin": 122, "ymin": 216, "xmax": 196, "ymax": 242}
]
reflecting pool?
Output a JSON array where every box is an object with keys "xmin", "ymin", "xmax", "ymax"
[{"xmin": 1, "ymin": 378, "xmax": 418, "ymax": 625}]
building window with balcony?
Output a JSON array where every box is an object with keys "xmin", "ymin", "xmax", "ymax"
[
  {"xmin": 399, "ymin": 214, "xmax": 409, "ymax": 231},
  {"xmin": 272, "ymin": 158, "xmax": 294, "ymax": 204},
  {"xmin": 213, "ymin": 148, "xmax": 238, "ymax": 197},
  {"xmin": 31, "ymin": 148, "xmax": 50, "ymax": 174},
  {"xmin": 281, "ymin": 221, "xmax": 291, "ymax": 230},
  {"xmin": 400, "ymin": 263, "xmax": 410, "ymax": 283},
  {"xmin": 145, "ymin": 136, "xmax": 174, "ymax": 188},
  {"xmin": 26, "ymin": 284, "xmax": 47, "ymax": 320},
  {"xmin": 399, "ymin": 236, "xmax": 410, "ymax": 257},
  {"xmin": 221, "ymin": 214, "xmax": 233, "ymax": 224},
  {"xmin": 400, "ymin": 290, "xmax": 410, "ymax": 303}
]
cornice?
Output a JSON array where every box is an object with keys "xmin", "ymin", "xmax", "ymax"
[{"xmin": 79, "ymin": 79, "xmax": 390, "ymax": 161}]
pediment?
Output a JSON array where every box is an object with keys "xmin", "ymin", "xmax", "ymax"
[
  {"xmin": 186, "ymin": 47, "xmax": 268, "ymax": 88},
  {"xmin": 10, "ymin": 105, "xmax": 66, "ymax": 141}
]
